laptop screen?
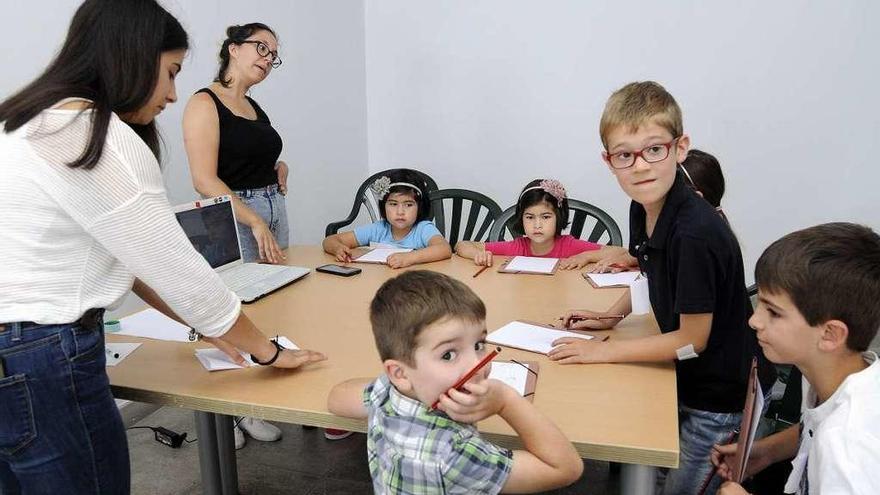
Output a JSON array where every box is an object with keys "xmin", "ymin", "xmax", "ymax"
[{"xmin": 175, "ymin": 199, "xmax": 241, "ymax": 269}]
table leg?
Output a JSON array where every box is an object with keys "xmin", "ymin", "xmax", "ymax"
[
  {"xmin": 620, "ymin": 464, "xmax": 656, "ymax": 495},
  {"xmin": 194, "ymin": 411, "xmax": 222, "ymax": 495},
  {"xmin": 214, "ymin": 414, "xmax": 239, "ymax": 494}
]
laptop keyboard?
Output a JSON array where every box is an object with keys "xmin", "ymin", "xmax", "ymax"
[{"xmin": 220, "ymin": 263, "xmax": 293, "ymax": 292}]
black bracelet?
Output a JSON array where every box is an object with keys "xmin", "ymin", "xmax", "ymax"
[{"xmin": 251, "ymin": 339, "xmax": 284, "ymax": 366}]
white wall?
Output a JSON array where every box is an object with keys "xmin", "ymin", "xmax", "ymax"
[
  {"xmin": 5, "ymin": 0, "xmax": 879, "ymax": 284},
  {"xmin": 364, "ymin": 0, "xmax": 880, "ymax": 282},
  {"xmin": 3, "ymin": 0, "xmax": 368, "ymax": 245}
]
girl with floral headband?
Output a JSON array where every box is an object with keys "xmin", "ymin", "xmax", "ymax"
[
  {"xmin": 457, "ymin": 179, "xmax": 613, "ymax": 265},
  {"xmin": 322, "ymin": 169, "xmax": 452, "ymax": 268}
]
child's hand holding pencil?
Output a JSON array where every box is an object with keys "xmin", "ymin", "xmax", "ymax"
[{"xmin": 558, "ymin": 310, "xmax": 624, "ymax": 330}]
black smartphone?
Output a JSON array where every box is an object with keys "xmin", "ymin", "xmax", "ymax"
[{"xmin": 316, "ymin": 264, "xmax": 362, "ymax": 277}]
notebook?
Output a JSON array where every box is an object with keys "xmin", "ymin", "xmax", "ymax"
[
  {"xmin": 353, "ymin": 247, "xmax": 413, "ymax": 264},
  {"xmin": 488, "ymin": 361, "xmax": 539, "ymax": 400},
  {"xmin": 487, "ymin": 321, "xmax": 594, "ymax": 354},
  {"xmin": 498, "ymin": 256, "xmax": 559, "ymax": 275},
  {"xmin": 583, "ymin": 271, "xmax": 641, "ymax": 288},
  {"xmin": 174, "ymin": 195, "xmax": 309, "ymax": 303}
]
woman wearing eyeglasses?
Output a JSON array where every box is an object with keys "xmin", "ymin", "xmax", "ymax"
[
  {"xmin": 183, "ymin": 22, "xmax": 293, "ymax": 450},
  {"xmin": 183, "ymin": 23, "xmax": 288, "ymax": 267}
]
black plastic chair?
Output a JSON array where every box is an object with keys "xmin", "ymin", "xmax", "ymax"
[
  {"xmin": 488, "ymin": 198, "xmax": 623, "ymax": 246},
  {"xmin": 429, "ymin": 189, "xmax": 502, "ymax": 249},
  {"xmin": 324, "ymin": 168, "xmax": 440, "ymax": 236}
]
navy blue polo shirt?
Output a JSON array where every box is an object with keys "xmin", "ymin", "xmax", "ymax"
[{"xmin": 629, "ymin": 172, "xmax": 776, "ymax": 413}]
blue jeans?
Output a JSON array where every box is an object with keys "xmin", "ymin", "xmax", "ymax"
[
  {"xmin": 659, "ymin": 395, "xmax": 771, "ymax": 495},
  {"xmin": 234, "ymin": 184, "xmax": 290, "ymax": 263},
  {"xmin": 0, "ymin": 312, "xmax": 129, "ymax": 494}
]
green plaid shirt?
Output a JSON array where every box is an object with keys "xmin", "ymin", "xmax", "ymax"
[{"xmin": 363, "ymin": 374, "xmax": 513, "ymax": 494}]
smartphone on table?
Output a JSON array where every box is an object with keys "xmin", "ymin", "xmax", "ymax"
[{"xmin": 316, "ymin": 264, "xmax": 362, "ymax": 277}]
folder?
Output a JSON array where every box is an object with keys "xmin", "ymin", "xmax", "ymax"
[{"xmin": 731, "ymin": 357, "xmax": 765, "ymax": 482}]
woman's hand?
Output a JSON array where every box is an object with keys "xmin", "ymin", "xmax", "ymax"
[
  {"xmin": 271, "ymin": 348, "xmax": 327, "ymax": 369},
  {"xmin": 275, "ymin": 160, "xmax": 289, "ymax": 195},
  {"xmin": 251, "ymin": 220, "xmax": 286, "ymax": 264}
]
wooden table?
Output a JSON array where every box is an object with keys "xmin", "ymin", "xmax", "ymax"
[{"xmin": 108, "ymin": 246, "xmax": 678, "ymax": 494}]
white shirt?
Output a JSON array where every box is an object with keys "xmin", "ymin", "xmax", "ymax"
[
  {"xmin": 785, "ymin": 351, "xmax": 880, "ymax": 494},
  {"xmin": 0, "ymin": 105, "xmax": 239, "ymax": 337}
]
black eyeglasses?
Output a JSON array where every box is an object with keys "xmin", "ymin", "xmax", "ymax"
[
  {"xmin": 240, "ymin": 40, "xmax": 282, "ymax": 68},
  {"xmin": 604, "ymin": 137, "xmax": 679, "ymax": 170}
]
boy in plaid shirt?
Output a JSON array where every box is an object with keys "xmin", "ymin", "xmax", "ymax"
[{"xmin": 328, "ymin": 270, "xmax": 583, "ymax": 494}]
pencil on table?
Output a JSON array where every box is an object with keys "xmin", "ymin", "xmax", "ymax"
[{"xmin": 473, "ymin": 265, "xmax": 490, "ymax": 278}]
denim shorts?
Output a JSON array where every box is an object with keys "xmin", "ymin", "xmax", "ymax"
[
  {"xmin": 658, "ymin": 395, "xmax": 771, "ymax": 495},
  {"xmin": 0, "ymin": 311, "xmax": 129, "ymax": 494},
  {"xmin": 234, "ymin": 184, "xmax": 290, "ymax": 263}
]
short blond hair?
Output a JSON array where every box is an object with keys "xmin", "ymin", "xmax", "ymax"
[{"xmin": 599, "ymin": 81, "xmax": 683, "ymax": 149}]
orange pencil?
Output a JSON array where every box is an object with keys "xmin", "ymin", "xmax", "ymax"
[
  {"xmin": 431, "ymin": 347, "xmax": 501, "ymax": 409},
  {"xmin": 472, "ymin": 265, "xmax": 490, "ymax": 278}
]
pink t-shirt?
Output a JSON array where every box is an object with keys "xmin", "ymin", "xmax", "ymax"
[{"xmin": 484, "ymin": 235, "xmax": 602, "ymax": 258}]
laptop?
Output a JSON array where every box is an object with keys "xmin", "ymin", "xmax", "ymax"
[{"xmin": 173, "ymin": 195, "xmax": 309, "ymax": 303}]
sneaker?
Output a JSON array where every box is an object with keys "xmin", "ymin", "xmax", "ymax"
[
  {"xmin": 238, "ymin": 417, "xmax": 282, "ymax": 442},
  {"xmin": 324, "ymin": 428, "xmax": 354, "ymax": 440},
  {"xmin": 233, "ymin": 425, "xmax": 246, "ymax": 450}
]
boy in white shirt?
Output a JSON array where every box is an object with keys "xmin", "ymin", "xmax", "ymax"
[{"xmin": 712, "ymin": 222, "xmax": 880, "ymax": 494}]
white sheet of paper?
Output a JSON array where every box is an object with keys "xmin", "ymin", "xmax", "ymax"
[
  {"xmin": 504, "ymin": 256, "xmax": 558, "ymax": 274},
  {"xmin": 743, "ymin": 388, "xmax": 765, "ymax": 470},
  {"xmin": 488, "ymin": 361, "xmax": 530, "ymax": 396},
  {"xmin": 487, "ymin": 321, "xmax": 593, "ymax": 355},
  {"xmin": 586, "ymin": 271, "xmax": 641, "ymax": 287},
  {"xmin": 116, "ymin": 308, "xmax": 192, "ymax": 342},
  {"xmin": 357, "ymin": 248, "xmax": 413, "ymax": 263},
  {"xmin": 195, "ymin": 336, "xmax": 300, "ymax": 372},
  {"xmin": 630, "ymin": 275, "xmax": 651, "ymax": 315},
  {"xmin": 104, "ymin": 343, "xmax": 141, "ymax": 367}
]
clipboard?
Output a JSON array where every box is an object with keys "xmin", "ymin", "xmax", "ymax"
[
  {"xmin": 731, "ymin": 357, "xmax": 764, "ymax": 483},
  {"xmin": 489, "ymin": 360, "xmax": 540, "ymax": 402},
  {"xmin": 497, "ymin": 256, "xmax": 559, "ymax": 275},
  {"xmin": 582, "ymin": 270, "xmax": 641, "ymax": 289}
]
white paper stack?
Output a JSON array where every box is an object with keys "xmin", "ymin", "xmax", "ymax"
[{"xmin": 487, "ymin": 321, "xmax": 593, "ymax": 355}]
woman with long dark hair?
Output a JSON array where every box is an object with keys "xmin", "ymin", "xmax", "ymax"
[{"xmin": 0, "ymin": 1, "xmax": 325, "ymax": 492}]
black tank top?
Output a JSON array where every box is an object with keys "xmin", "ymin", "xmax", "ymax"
[{"xmin": 197, "ymin": 88, "xmax": 283, "ymax": 190}]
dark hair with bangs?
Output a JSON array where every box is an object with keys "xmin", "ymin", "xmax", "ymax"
[
  {"xmin": 215, "ymin": 23, "xmax": 277, "ymax": 88},
  {"xmin": 513, "ymin": 179, "xmax": 570, "ymax": 237},
  {"xmin": 370, "ymin": 271, "xmax": 486, "ymax": 366},
  {"xmin": 0, "ymin": 0, "xmax": 189, "ymax": 168},
  {"xmin": 377, "ymin": 169, "xmax": 433, "ymax": 223},
  {"xmin": 755, "ymin": 222, "xmax": 880, "ymax": 351}
]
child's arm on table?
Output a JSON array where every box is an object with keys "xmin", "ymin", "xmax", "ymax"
[
  {"xmin": 455, "ymin": 240, "xmax": 493, "ymax": 266},
  {"xmin": 327, "ymin": 378, "xmax": 371, "ymax": 419},
  {"xmin": 387, "ymin": 235, "xmax": 452, "ymax": 268},
  {"xmin": 322, "ymin": 231, "xmax": 360, "ymax": 262},
  {"xmin": 550, "ymin": 311, "xmax": 712, "ymax": 364},
  {"xmin": 559, "ymin": 245, "xmax": 633, "ymax": 270}
]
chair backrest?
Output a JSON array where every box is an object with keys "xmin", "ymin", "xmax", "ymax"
[
  {"xmin": 324, "ymin": 168, "xmax": 440, "ymax": 237},
  {"xmin": 488, "ymin": 198, "xmax": 623, "ymax": 246},
  {"xmin": 429, "ymin": 189, "xmax": 502, "ymax": 249}
]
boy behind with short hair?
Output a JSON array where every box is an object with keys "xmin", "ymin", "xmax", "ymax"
[
  {"xmin": 713, "ymin": 222, "xmax": 880, "ymax": 494},
  {"xmin": 328, "ymin": 270, "xmax": 583, "ymax": 494},
  {"xmin": 550, "ymin": 81, "xmax": 776, "ymax": 494}
]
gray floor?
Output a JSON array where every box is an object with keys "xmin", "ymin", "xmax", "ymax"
[{"xmin": 128, "ymin": 405, "xmax": 619, "ymax": 494}]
